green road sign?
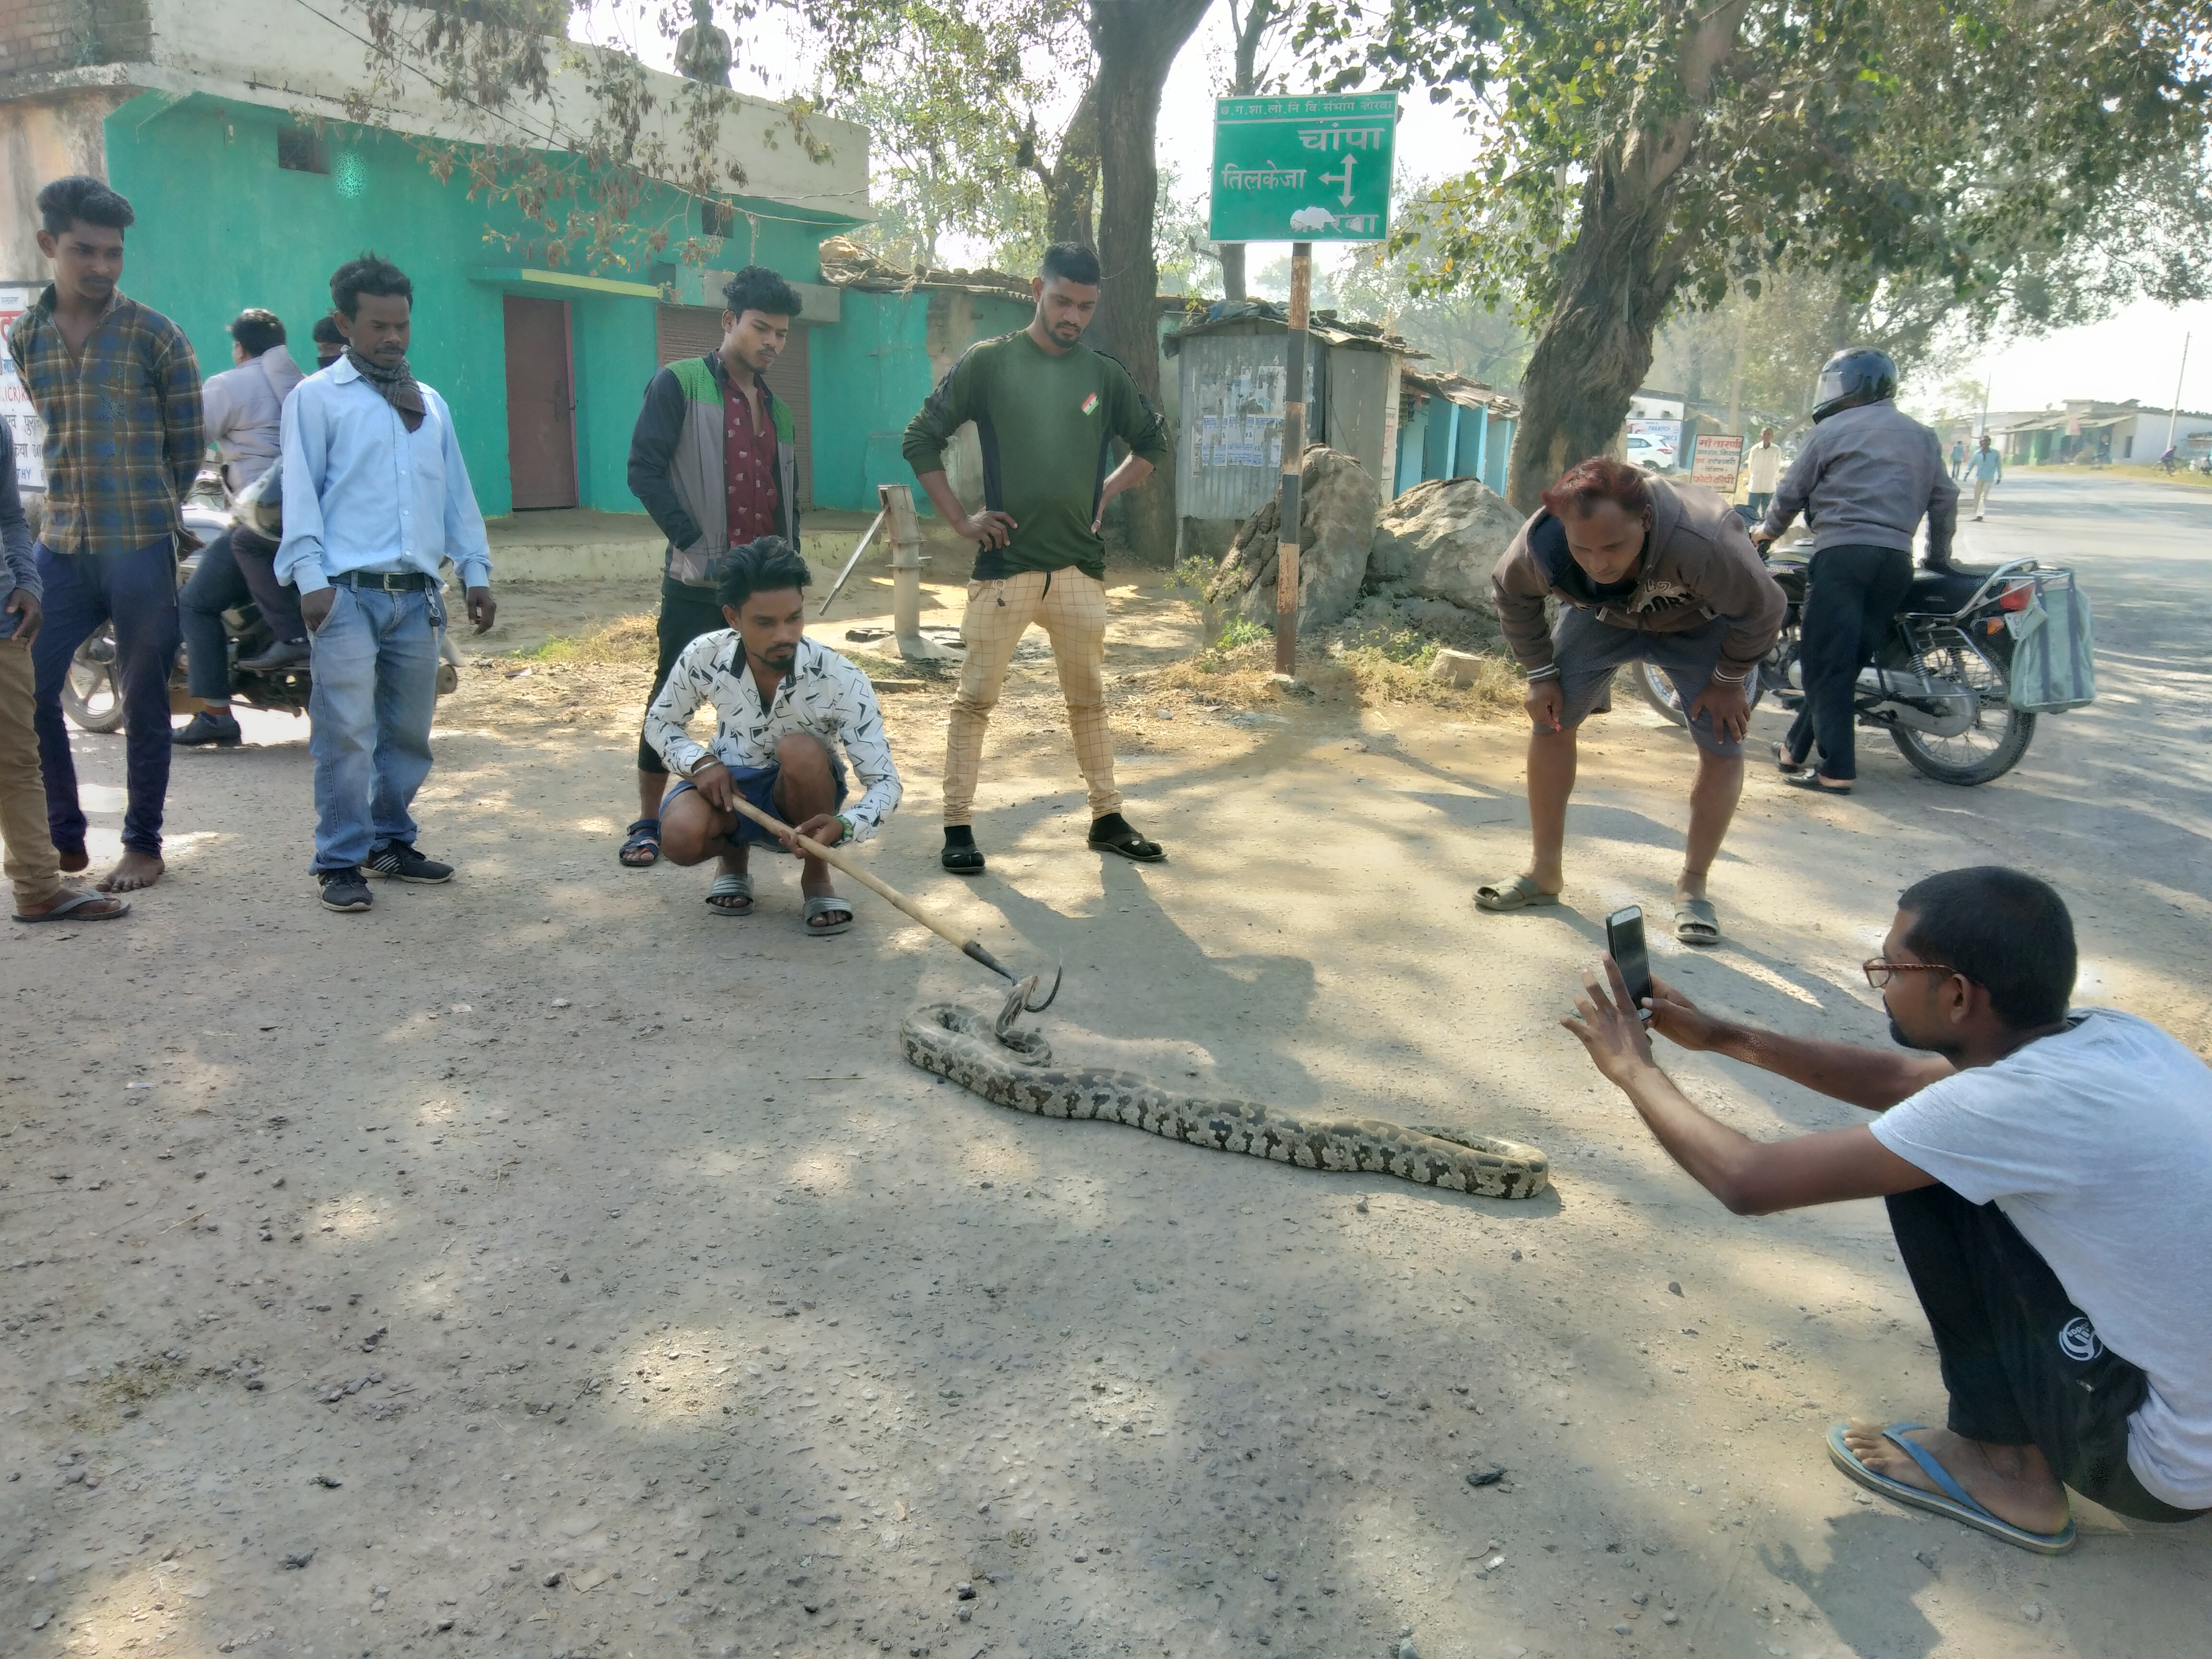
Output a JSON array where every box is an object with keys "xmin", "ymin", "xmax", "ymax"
[{"xmin": 1209, "ymin": 93, "xmax": 1398, "ymax": 244}]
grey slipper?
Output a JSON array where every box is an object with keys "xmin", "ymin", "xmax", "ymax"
[
  {"xmin": 13, "ymin": 888, "xmax": 132, "ymax": 924},
  {"xmin": 1475, "ymin": 874, "xmax": 1562, "ymax": 913},
  {"xmin": 803, "ymin": 894, "xmax": 854, "ymax": 936},
  {"xmin": 705, "ymin": 872, "xmax": 754, "ymax": 915},
  {"xmin": 1674, "ymin": 896, "xmax": 1721, "ymax": 946}
]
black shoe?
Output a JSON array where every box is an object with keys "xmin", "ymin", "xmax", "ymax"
[
  {"xmin": 941, "ymin": 827, "xmax": 986, "ymax": 875},
  {"xmin": 237, "ymin": 639, "xmax": 310, "ymax": 673},
  {"xmin": 172, "ymin": 709, "xmax": 241, "ymax": 748},
  {"xmin": 317, "ymin": 867, "xmax": 373, "ymax": 912},
  {"xmin": 365, "ymin": 842, "xmax": 454, "ymax": 884}
]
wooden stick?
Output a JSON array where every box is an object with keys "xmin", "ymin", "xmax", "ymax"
[{"xmin": 718, "ymin": 791, "xmax": 1021, "ymax": 981}]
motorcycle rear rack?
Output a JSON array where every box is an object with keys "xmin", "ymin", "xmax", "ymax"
[{"xmin": 1899, "ymin": 557, "xmax": 2060, "ymax": 622}]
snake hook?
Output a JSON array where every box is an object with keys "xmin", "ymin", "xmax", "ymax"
[{"xmin": 1023, "ymin": 953, "xmax": 1064, "ymax": 1012}]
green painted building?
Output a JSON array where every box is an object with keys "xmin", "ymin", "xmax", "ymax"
[{"xmin": 1, "ymin": 0, "xmax": 869, "ymax": 521}]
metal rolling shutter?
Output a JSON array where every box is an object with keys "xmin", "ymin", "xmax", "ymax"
[{"xmin": 654, "ymin": 305, "xmax": 813, "ymax": 508}]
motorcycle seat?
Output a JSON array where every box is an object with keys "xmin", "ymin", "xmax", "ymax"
[{"xmin": 1905, "ymin": 564, "xmax": 1999, "ymax": 613}]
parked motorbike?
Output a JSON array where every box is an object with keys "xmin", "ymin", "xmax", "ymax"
[
  {"xmin": 62, "ymin": 469, "xmax": 463, "ymax": 733},
  {"xmin": 1633, "ymin": 539, "xmax": 2075, "ymax": 786}
]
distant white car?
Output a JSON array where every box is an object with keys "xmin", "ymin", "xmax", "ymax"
[
  {"xmin": 1626, "ymin": 432, "xmax": 1677, "ymax": 470},
  {"xmin": 1288, "ymin": 205, "xmax": 1339, "ymax": 232}
]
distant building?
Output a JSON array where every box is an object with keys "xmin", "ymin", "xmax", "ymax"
[
  {"xmin": 1395, "ymin": 370, "xmax": 1517, "ymax": 499},
  {"xmin": 1985, "ymin": 400, "xmax": 2212, "ymax": 465},
  {"xmin": 0, "ymin": 0, "xmax": 867, "ymax": 517}
]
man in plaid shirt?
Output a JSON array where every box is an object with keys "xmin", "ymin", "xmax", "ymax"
[{"xmin": 7, "ymin": 176, "xmax": 203, "ymax": 894}]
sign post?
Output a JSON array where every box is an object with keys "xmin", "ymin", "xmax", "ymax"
[
  {"xmin": 1689, "ymin": 433, "xmax": 1745, "ymax": 492},
  {"xmin": 0, "ymin": 284, "xmax": 47, "ymax": 495},
  {"xmin": 1211, "ymin": 93, "xmax": 1395, "ymax": 674}
]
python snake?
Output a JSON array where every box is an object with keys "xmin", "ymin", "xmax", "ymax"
[{"xmin": 900, "ymin": 997, "xmax": 1551, "ymax": 1200}]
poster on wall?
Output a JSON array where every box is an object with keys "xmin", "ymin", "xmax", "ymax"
[
  {"xmin": 1690, "ymin": 433, "xmax": 1745, "ymax": 490},
  {"xmin": 0, "ymin": 285, "xmax": 45, "ymax": 491},
  {"xmin": 1624, "ymin": 418, "xmax": 1682, "ymax": 472}
]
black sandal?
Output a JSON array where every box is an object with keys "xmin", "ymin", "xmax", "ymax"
[
  {"xmin": 1782, "ymin": 771, "xmax": 1854, "ymax": 796},
  {"xmin": 940, "ymin": 842, "xmax": 986, "ymax": 875},
  {"xmin": 618, "ymin": 818, "xmax": 662, "ymax": 867},
  {"xmin": 1088, "ymin": 815, "xmax": 1165, "ymax": 862}
]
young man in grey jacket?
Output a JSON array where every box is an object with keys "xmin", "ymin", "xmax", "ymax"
[
  {"xmin": 1481, "ymin": 457, "xmax": 1785, "ymax": 946},
  {"xmin": 620, "ymin": 265, "xmax": 802, "ymax": 870},
  {"xmin": 1755, "ymin": 349, "xmax": 1958, "ymax": 796}
]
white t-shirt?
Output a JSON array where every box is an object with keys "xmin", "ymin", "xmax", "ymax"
[
  {"xmin": 1870, "ymin": 1010, "xmax": 2212, "ymax": 1508},
  {"xmin": 1746, "ymin": 442, "xmax": 1785, "ymax": 493}
]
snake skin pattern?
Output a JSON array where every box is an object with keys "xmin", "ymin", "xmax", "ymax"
[{"xmin": 901, "ymin": 1001, "xmax": 1551, "ymax": 1200}]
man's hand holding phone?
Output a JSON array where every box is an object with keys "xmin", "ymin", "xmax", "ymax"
[{"xmin": 1561, "ymin": 956, "xmax": 1661, "ymax": 1089}]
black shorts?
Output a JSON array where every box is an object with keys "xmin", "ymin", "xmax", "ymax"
[{"xmin": 637, "ymin": 582, "xmax": 727, "ymax": 774}]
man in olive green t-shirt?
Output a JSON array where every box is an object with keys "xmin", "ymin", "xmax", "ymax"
[{"xmin": 903, "ymin": 242, "xmax": 1170, "ymax": 874}]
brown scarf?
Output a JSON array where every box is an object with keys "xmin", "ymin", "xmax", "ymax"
[{"xmin": 346, "ymin": 346, "xmax": 426, "ymax": 433}]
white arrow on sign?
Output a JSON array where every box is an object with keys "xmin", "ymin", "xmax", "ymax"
[{"xmin": 1319, "ymin": 153, "xmax": 1357, "ymax": 206}]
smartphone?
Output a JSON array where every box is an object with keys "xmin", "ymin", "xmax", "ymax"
[{"xmin": 1605, "ymin": 906, "xmax": 1653, "ymax": 1013}]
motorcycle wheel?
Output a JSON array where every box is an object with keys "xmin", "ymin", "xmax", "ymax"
[
  {"xmin": 1629, "ymin": 660, "xmax": 1764, "ymax": 726},
  {"xmin": 1888, "ymin": 639, "xmax": 2035, "ymax": 785},
  {"xmin": 63, "ymin": 625, "xmax": 126, "ymax": 734}
]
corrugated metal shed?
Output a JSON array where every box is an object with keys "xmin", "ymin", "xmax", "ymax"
[{"xmin": 1165, "ymin": 301, "xmax": 1418, "ymax": 555}]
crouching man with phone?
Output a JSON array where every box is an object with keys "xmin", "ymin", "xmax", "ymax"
[{"xmin": 1562, "ymin": 866, "xmax": 2211, "ymax": 1552}]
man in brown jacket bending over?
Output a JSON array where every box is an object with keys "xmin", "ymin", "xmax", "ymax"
[{"xmin": 1477, "ymin": 456, "xmax": 1784, "ymax": 945}]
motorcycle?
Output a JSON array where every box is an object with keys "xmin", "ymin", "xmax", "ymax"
[
  {"xmin": 1632, "ymin": 538, "xmax": 2073, "ymax": 786},
  {"xmin": 62, "ymin": 468, "xmax": 463, "ymax": 734}
]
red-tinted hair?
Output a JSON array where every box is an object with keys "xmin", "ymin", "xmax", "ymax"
[{"xmin": 1540, "ymin": 455, "xmax": 1652, "ymax": 519}]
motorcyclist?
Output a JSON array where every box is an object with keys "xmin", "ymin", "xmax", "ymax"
[{"xmin": 1754, "ymin": 349, "xmax": 1958, "ymax": 797}]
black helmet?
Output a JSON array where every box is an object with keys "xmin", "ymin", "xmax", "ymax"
[{"xmin": 1812, "ymin": 348, "xmax": 1897, "ymax": 422}]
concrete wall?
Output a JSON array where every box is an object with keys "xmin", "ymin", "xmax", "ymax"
[
  {"xmin": 806, "ymin": 286, "xmax": 1030, "ymax": 515},
  {"xmin": 0, "ymin": 90, "xmax": 126, "ymax": 279}
]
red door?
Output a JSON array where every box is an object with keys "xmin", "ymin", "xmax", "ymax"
[{"xmin": 503, "ymin": 296, "xmax": 577, "ymax": 510}]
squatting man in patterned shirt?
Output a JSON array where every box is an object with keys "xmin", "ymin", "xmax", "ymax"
[{"xmin": 644, "ymin": 538, "xmax": 902, "ymax": 933}]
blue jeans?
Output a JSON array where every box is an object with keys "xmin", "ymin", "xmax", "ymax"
[
  {"xmin": 30, "ymin": 538, "xmax": 182, "ymax": 857},
  {"xmin": 306, "ymin": 583, "xmax": 443, "ymax": 872}
]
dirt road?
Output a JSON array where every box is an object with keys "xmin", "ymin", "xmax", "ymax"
[{"xmin": 3, "ymin": 476, "xmax": 2206, "ymax": 1659}]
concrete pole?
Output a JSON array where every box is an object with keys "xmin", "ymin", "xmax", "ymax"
[
  {"xmin": 2168, "ymin": 333, "xmax": 2191, "ymax": 452},
  {"xmin": 881, "ymin": 483, "xmax": 952, "ymax": 662},
  {"xmin": 1273, "ymin": 241, "xmax": 1311, "ymax": 677}
]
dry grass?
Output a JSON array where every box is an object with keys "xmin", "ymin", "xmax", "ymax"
[
  {"xmin": 516, "ymin": 612, "xmax": 660, "ymax": 667},
  {"xmin": 1335, "ymin": 643, "xmax": 1524, "ymax": 713},
  {"xmin": 1154, "ymin": 614, "xmax": 1524, "ymax": 719}
]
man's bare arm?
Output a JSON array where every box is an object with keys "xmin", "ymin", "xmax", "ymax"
[
  {"xmin": 1645, "ymin": 974, "xmax": 1951, "ymax": 1111},
  {"xmin": 1568, "ymin": 964, "xmax": 1937, "ymax": 1215}
]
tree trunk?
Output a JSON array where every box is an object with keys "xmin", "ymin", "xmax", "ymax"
[
  {"xmin": 1503, "ymin": 0, "xmax": 1754, "ymax": 514},
  {"xmin": 1220, "ymin": 243, "xmax": 1247, "ymax": 302},
  {"xmin": 1090, "ymin": 0, "xmax": 1210, "ymax": 562},
  {"xmin": 1041, "ymin": 83, "xmax": 1101, "ymax": 247}
]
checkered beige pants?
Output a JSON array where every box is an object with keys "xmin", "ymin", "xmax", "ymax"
[{"xmin": 942, "ymin": 567, "xmax": 1120, "ymax": 826}]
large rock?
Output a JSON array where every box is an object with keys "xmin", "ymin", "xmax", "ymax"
[
  {"xmin": 1367, "ymin": 477, "xmax": 1524, "ymax": 635},
  {"xmin": 1210, "ymin": 445, "xmax": 1380, "ymax": 633}
]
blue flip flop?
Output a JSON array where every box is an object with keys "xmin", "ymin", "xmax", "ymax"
[{"xmin": 1825, "ymin": 1422, "xmax": 2077, "ymax": 1555}]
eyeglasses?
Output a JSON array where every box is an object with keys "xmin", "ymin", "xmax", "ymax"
[{"xmin": 1862, "ymin": 959, "xmax": 1956, "ymax": 989}]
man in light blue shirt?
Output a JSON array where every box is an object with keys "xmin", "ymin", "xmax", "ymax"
[
  {"xmin": 277, "ymin": 253, "xmax": 496, "ymax": 913},
  {"xmin": 1966, "ymin": 434, "xmax": 2004, "ymax": 520}
]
